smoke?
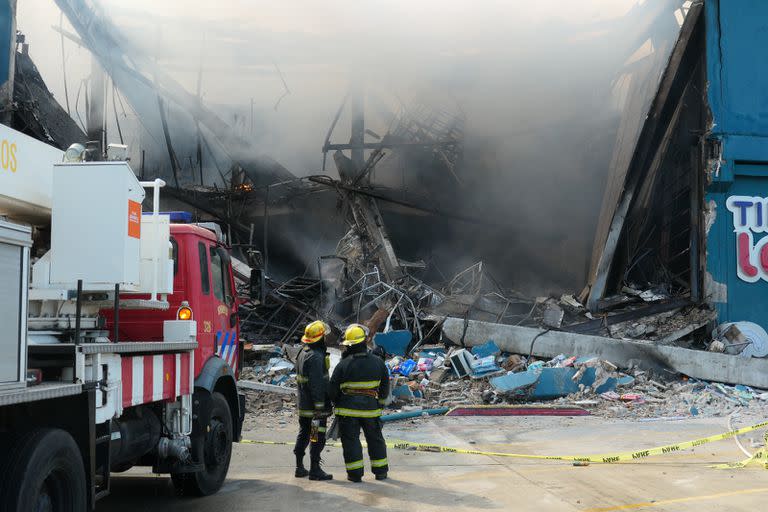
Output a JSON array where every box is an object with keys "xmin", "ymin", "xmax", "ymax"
[{"xmin": 18, "ymin": 0, "xmax": 688, "ymax": 295}]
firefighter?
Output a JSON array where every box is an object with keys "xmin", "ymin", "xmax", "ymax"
[
  {"xmin": 294, "ymin": 320, "xmax": 333, "ymax": 481},
  {"xmin": 329, "ymin": 323, "xmax": 390, "ymax": 482}
]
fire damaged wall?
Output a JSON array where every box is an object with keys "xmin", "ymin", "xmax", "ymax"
[{"xmin": 605, "ymin": 49, "xmax": 707, "ymax": 302}]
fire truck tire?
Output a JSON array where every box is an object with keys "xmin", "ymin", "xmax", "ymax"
[
  {"xmin": 171, "ymin": 391, "xmax": 233, "ymax": 496},
  {"xmin": 0, "ymin": 428, "xmax": 87, "ymax": 512}
]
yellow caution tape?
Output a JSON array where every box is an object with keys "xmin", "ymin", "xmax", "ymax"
[
  {"xmin": 711, "ymin": 432, "xmax": 768, "ymax": 469},
  {"xmin": 710, "ymin": 448, "xmax": 765, "ymax": 469},
  {"xmin": 242, "ymin": 419, "xmax": 768, "ymax": 466}
]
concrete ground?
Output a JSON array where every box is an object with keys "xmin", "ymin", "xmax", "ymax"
[{"xmin": 98, "ymin": 413, "xmax": 768, "ymax": 511}]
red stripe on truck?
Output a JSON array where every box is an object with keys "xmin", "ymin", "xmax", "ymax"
[
  {"xmin": 143, "ymin": 355, "xmax": 153, "ymax": 404},
  {"xmin": 121, "ymin": 356, "xmax": 132, "ymax": 408}
]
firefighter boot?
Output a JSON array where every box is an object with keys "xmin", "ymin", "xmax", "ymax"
[
  {"xmin": 295, "ymin": 454, "xmax": 309, "ymax": 478},
  {"xmin": 308, "ymin": 457, "xmax": 333, "ymax": 481}
]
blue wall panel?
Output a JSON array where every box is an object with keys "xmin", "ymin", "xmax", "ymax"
[
  {"xmin": 705, "ymin": 0, "xmax": 768, "ymax": 330},
  {"xmin": 707, "ymin": 0, "xmax": 768, "ymax": 136}
]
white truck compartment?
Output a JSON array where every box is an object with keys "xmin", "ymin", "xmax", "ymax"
[
  {"xmin": 48, "ymin": 162, "xmax": 145, "ymax": 291},
  {"xmin": 0, "ymin": 220, "xmax": 31, "ymax": 391}
]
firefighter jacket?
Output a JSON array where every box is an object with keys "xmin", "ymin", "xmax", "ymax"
[
  {"xmin": 329, "ymin": 345, "xmax": 390, "ymax": 418},
  {"xmin": 296, "ymin": 343, "xmax": 331, "ymax": 418}
]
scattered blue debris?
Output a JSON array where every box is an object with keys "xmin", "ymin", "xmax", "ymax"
[
  {"xmin": 392, "ymin": 385, "xmax": 414, "ymax": 400},
  {"xmin": 381, "ymin": 407, "xmax": 450, "ymax": 422},
  {"xmin": 490, "ymin": 370, "xmax": 540, "ymax": 394},
  {"xmin": 393, "ymin": 358, "xmax": 417, "ymax": 376},
  {"xmin": 471, "ymin": 355, "xmax": 501, "ymax": 377},
  {"xmin": 490, "ymin": 364, "xmax": 631, "ymax": 400},
  {"xmin": 471, "ymin": 340, "xmax": 501, "ymax": 359},
  {"xmin": 532, "ymin": 367, "xmax": 595, "ymax": 399},
  {"xmin": 374, "ymin": 330, "xmax": 413, "ymax": 357},
  {"xmin": 594, "ymin": 375, "xmax": 633, "ymax": 394}
]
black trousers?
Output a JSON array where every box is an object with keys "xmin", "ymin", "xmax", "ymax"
[
  {"xmin": 338, "ymin": 416, "xmax": 388, "ymax": 478},
  {"xmin": 294, "ymin": 416, "xmax": 327, "ymax": 463}
]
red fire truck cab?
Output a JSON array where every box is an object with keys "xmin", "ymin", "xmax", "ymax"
[{"xmin": 101, "ymin": 220, "xmax": 244, "ymax": 495}]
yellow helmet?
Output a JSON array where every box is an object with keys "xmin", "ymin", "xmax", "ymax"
[
  {"xmin": 342, "ymin": 323, "xmax": 369, "ymax": 346},
  {"xmin": 302, "ymin": 320, "xmax": 329, "ymax": 344}
]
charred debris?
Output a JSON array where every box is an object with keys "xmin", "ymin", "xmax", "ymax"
[{"xmin": 235, "ymin": 93, "xmax": 725, "ymax": 364}]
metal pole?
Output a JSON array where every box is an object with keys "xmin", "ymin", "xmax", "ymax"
[
  {"xmin": 350, "ymin": 84, "xmax": 365, "ymax": 171},
  {"xmin": 74, "ymin": 279, "xmax": 83, "ymax": 345},
  {"xmin": 263, "ymin": 185, "xmax": 270, "ymax": 280},
  {"xmin": 113, "ymin": 283, "xmax": 119, "ymax": 344}
]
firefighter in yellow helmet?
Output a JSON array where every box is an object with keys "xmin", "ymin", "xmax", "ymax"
[
  {"xmin": 294, "ymin": 320, "xmax": 333, "ymax": 480},
  {"xmin": 328, "ymin": 323, "xmax": 390, "ymax": 482}
]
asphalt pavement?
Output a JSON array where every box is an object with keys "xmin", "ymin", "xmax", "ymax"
[{"xmin": 98, "ymin": 414, "xmax": 768, "ymax": 511}]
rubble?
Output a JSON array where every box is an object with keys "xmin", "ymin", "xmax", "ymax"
[
  {"xmin": 443, "ymin": 317, "xmax": 768, "ymax": 389},
  {"xmin": 239, "ymin": 334, "xmax": 768, "ymax": 428},
  {"xmin": 235, "ymin": 247, "xmax": 768, "ymax": 431},
  {"xmin": 231, "ymin": 115, "xmax": 768, "ymax": 427}
]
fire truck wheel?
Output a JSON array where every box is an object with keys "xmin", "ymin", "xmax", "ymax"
[
  {"xmin": 0, "ymin": 428, "xmax": 87, "ymax": 512},
  {"xmin": 172, "ymin": 391, "xmax": 233, "ymax": 496}
]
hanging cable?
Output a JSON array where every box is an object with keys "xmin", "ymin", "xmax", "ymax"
[
  {"xmin": 59, "ymin": 13, "xmax": 71, "ymax": 115},
  {"xmin": 73, "ymin": 79, "xmax": 87, "ymax": 133},
  {"xmin": 114, "ymin": 86, "xmax": 128, "ymax": 118},
  {"xmin": 528, "ymin": 329, "xmax": 552, "ymax": 362}
]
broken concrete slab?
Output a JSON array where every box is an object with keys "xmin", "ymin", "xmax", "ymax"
[
  {"xmin": 445, "ymin": 405, "xmax": 591, "ymax": 416},
  {"xmin": 655, "ymin": 310, "xmax": 716, "ymax": 344},
  {"xmin": 238, "ymin": 380, "xmax": 297, "ymax": 395},
  {"xmin": 440, "ymin": 317, "xmax": 768, "ymax": 389},
  {"xmin": 427, "ymin": 367, "xmax": 449, "ymax": 384}
]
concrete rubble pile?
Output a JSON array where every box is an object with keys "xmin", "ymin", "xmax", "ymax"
[
  {"xmin": 238, "ymin": 335, "xmax": 768, "ymax": 426},
  {"xmin": 375, "ymin": 339, "xmax": 768, "ymax": 420},
  {"xmin": 236, "ymin": 251, "xmax": 768, "ymax": 426},
  {"xmin": 238, "ymin": 345, "xmax": 301, "ymax": 431}
]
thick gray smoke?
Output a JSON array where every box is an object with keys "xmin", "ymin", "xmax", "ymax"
[{"xmin": 18, "ymin": 0, "xmax": 688, "ymax": 294}]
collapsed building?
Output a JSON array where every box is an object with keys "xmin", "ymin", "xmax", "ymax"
[
  {"xmin": 242, "ymin": 1, "xmax": 768, "ymax": 398},
  {"xmin": 8, "ymin": 0, "xmax": 768, "ymax": 395},
  {"xmin": 242, "ymin": 1, "xmax": 768, "ymax": 424}
]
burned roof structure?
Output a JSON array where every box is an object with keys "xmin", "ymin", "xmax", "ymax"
[
  {"xmin": 585, "ymin": 2, "xmax": 705, "ymax": 311},
  {"xmin": 12, "ymin": 39, "xmax": 85, "ymax": 149}
]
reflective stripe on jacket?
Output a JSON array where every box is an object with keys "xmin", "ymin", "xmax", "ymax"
[{"xmin": 329, "ymin": 347, "xmax": 389, "ymax": 418}]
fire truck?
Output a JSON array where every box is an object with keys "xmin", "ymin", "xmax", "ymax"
[{"xmin": 0, "ymin": 123, "xmax": 244, "ymax": 510}]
